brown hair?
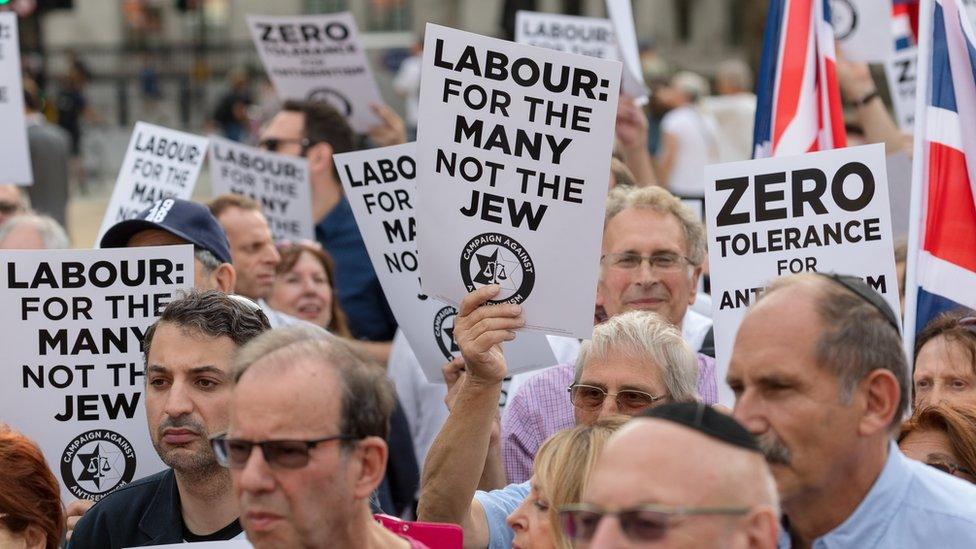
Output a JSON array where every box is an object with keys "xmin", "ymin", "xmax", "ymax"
[
  {"xmin": 914, "ymin": 309, "xmax": 976, "ymax": 370},
  {"xmin": 276, "ymin": 241, "xmax": 351, "ymax": 337},
  {"xmin": 533, "ymin": 417, "xmax": 629, "ymax": 549},
  {"xmin": 0, "ymin": 424, "xmax": 64, "ymax": 549},
  {"xmin": 208, "ymin": 193, "xmax": 261, "ymax": 219},
  {"xmin": 899, "ymin": 404, "xmax": 976, "ymax": 483}
]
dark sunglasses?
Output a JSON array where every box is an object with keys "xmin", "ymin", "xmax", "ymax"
[
  {"xmin": 210, "ymin": 433, "xmax": 360, "ymax": 469},
  {"xmin": 567, "ymin": 383, "xmax": 666, "ymax": 412},
  {"xmin": 558, "ymin": 503, "xmax": 750, "ymax": 543},
  {"xmin": 259, "ymin": 137, "xmax": 311, "ymax": 153},
  {"xmin": 0, "ymin": 201, "xmax": 21, "ymax": 214}
]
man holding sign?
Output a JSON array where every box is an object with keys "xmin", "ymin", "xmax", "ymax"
[{"xmin": 69, "ymin": 291, "xmax": 270, "ymax": 548}]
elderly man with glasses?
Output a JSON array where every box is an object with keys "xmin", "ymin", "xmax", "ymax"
[
  {"xmin": 213, "ymin": 324, "xmax": 424, "ymax": 548},
  {"xmin": 418, "ymin": 285, "xmax": 700, "ymax": 548},
  {"xmin": 562, "ymin": 402, "xmax": 780, "ymax": 548}
]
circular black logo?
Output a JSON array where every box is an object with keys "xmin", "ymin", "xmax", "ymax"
[
  {"xmin": 61, "ymin": 430, "xmax": 137, "ymax": 501},
  {"xmin": 460, "ymin": 232, "xmax": 536, "ymax": 304},
  {"xmin": 306, "ymin": 87, "xmax": 353, "ymax": 117},
  {"xmin": 830, "ymin": 0, "xmax": 857, "ymax": 40},
  {"xmin": 433, "ymin": 305, "xmax": 460, "ymax": 360}
]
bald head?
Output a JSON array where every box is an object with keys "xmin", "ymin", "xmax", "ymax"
[{"xmin": 579, "ymin": 418, "xmax": 779, "ymax": 548}]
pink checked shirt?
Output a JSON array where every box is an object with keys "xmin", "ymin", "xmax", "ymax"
[{"xmin": 500, "ymin": 354, "xmax": 718, "ymax": 484}]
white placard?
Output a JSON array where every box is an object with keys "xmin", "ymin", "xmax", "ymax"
[
  {"xmin": 515, "ymin": 11, "xmax": 619, "ymax": 59},
  {"xmin": 0, "ymin": 245, "xmax": 194, "ymax": 502},
  {"xmin": 705, "ymin": 144, "xmax": 900, "ymax": 405},
  {"xmin": 208, "ymin": 136, "xmax": 314, "ymax": 241},
  {"xmin": 831, "ymin": 0, "xmax": 895, "ymax": 62},
  {"xmin": 605, "ymin": 0, "xmax": 650, "ymax": 103},
  {"xmin": 963, "ymin": 0, "xmax": 976, "ymax": 27},
  {"xmin": 884, "ymin": 47, "xmax": 917, "ymax": 131},
  {"xmin": 96, "ymin": 122, "xmax": 208, "ymax": 245},
  {"xmin": 415, "ymin": 24, "xmax": 621, "ymax": 339},
  {"xmin": 0, "ymin": 13, "xmax": 33, "ymax": 185},
  {"xmin": 247, "ymin": 13, "xmax": 383, "ymax": 133},
  {"xmin": 336, "ymin": 143, "xmax": 558, "ymax": 380}
]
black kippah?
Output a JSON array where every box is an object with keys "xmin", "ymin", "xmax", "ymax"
[
  {"xmin": 816, "ymin": 272, "xmax": 901, "ymax": 334},
  {"xmin": 641, "ymin": 402, "xmax": 761, "ymax": 453}
]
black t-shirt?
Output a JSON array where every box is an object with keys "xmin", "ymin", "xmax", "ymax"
[{"xmin": 182, "ymin": 519, "xmax": 243, "ymax": 543}]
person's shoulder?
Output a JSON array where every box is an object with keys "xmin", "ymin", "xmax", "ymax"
[
  {"xmin": 521, "ymin": 363, "xmax": 574, "ymax": 392},
  {"xmin": 87, "ymin": 469, "xmax": 174, "ymax": 514},
  {"xmin": 901, "ymin": 459, "xmax": 976, "ymax": 523},
  {"xmin": 69, "ymin": 470, "xmax": 174, "ymax": 548}
]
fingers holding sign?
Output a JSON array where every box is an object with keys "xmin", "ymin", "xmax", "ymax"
[
  {"xmin": 65, "ymin": 498, "xmax": 95, "ymax": 540},
  {"xmin": 367, "ymin": 103, "xmax": 408, "ymax": 147},
  {"xmin": 454, "ymin": 285, "xmax": 523, "ymax": 385}
]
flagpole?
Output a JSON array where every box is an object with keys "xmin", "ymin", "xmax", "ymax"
[{"xmin": 903, "ymin": 0, "xmax": 935, "ymax": 367}]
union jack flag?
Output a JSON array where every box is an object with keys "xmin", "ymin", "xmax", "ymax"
[
  {"xmin": 904, "ymin": 0, "xmax": 976, "ymax": 349},
  {"xmin": 893, "ymin": 0, "xmax": 920, "ymax": 50},
  {"xmin": 752, "ymin": 0, "xmax": 846, "ymax": 158}
]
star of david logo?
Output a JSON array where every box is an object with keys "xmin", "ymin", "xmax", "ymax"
[
  {"xmin": 76, "ymin": 444, "xmax": 111, "ymax": 489},
  {"xmin": 443, "ymin": 326, "xmax": 460, "ymax": 354}
]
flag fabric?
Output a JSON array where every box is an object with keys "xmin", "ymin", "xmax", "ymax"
[
  {"xmin": 893, "ymin": 0, "xmax": 920, "ymax": 50},
  {"xmin": 905, "ymin": 0, "xmax": 976, "ymax": 350},
  {"xmin": 752, "ymin": 0, "xmax": 847, "ymax": 158}
]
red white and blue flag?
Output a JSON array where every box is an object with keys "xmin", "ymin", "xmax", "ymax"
[
  {"xmin": 752, "ymin": 0, "xmax": 846, "ymax": 158},
  {"xmin": 905, "ymin": 0, "xmax": 976, "ymax": 350},
  {"xmin": 893, "ymin": 0, "xmax": 920, "ymax": 50}
]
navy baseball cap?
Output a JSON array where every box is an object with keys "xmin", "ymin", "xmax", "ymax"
[{"xmin": 100, "ymin": 198, "xmax": 232, "ymax": 264}]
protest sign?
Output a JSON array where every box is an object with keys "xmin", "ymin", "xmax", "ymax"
[
  {"xmin": 605, "ymin": 0, "xmax": 650, "ymax": 103},
  {"xmin": 515, "ymin": 11, "xmax": 619, "ymax": 59},
  {"xmin": 831, "ymin": 0, "xmax": 895, "ymax": 62},
  {"xmin": 247, "ymin": 12, "xmax": 383, "ymax": 133},
  {"xmin": 96, "ymin": 122, "xmax": 208, "ymax": 245},
  {"xmin": 209, "ymin": 136, "xmax": 314, "ymax": 241},
  {"xmin": 336, "ymin": 142, "xmax": 558, "ymax": 380},
  {"xmin": 414, "ymin": 24, "xmax": 621, "ymax": 339},
  {"xmin": 0, "ymin": 245, "xmax": 194, "ymax": 502},
  {"xmin": 0, "ymin": 13, "xmax": 33, "ymax": 185},
  {"xmin": 884, "ymin": 47, "xmax": 918, "ymax": 131},
  {"xmin": 704, "ymin": 144, "xmax": 900, "ymax": 405}
]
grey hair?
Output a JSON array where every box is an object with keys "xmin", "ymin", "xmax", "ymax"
[
  {"xmin": 575, "ymin": 310, "xmax": 699, "ymax": 401},
  {"xmin": 716, "ymin": 58, "xmax": 754, "ymax": 92},
  {"xmin": 193, "ymin": 248, "xmax": 223, "ymax": 274},
  {"xmin": 760, "ymin": 274, "xmax": 909, "ymax": 428},
  {"xmin": 232, "ymin": 324, "xmax": 395, "ymax": 444},
  {"xmin": 604, "ymin": 185, "xmax": 707, "ymax": 266},
  {"xmin": 0, "ymin": 214, "xmax": 70, "ymax": 249}
]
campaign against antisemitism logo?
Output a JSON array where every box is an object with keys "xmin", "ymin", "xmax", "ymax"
[
  {"xmin": 830, "ymin": 0, "xmax": 857, "ymax": 40},
  {"xmin": 433, "ymin": 305, "xmax": 460, "ymax": 360},
  {"xmin": 60, "ymin": 429, "xmax": 137, "ymax": 500},
  {"xmin": 307, "ymin": 87, "xmax": 353, "ymax": 117},
  {"xmin": 460, "ymin": 232, "xmax": 536, "ymax": 304}
]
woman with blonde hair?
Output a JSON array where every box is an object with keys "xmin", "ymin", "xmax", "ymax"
[{"xmin": 506, "ymin": 416, "xmax": 628, "ymax": 549}]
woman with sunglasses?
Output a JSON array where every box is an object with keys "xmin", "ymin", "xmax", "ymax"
[
  {"xmin": 267, "ymin": 240, "xmax": 351, "ymax": 336},
  {"xmin": 506, "ymin": 417, "xmax": 627, "ymax": 549},
  {"xmin": 913, "ymin": 310, "xmax": 976, "ymax": 408},
  {"xmin": 899, "ymin": 404, "xmax": 976, "ymax": 484}
]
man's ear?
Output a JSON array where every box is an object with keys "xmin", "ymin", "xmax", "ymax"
[
  {"xmin": 306, "ymin": 141, "xmax": 335, "ymax": 180},
  {"xmin": 23, "ymin": 523, "xmax": 46, "ymax": 549},
  {"xmin": 213, "ymin": 263, "xmax": 237, "ymax": 294},
  {"xmin": 858, "ymin": 369, "xmax": 901, "ymax": 436},
  {"xmin": 351, "ymin": 437, "xmax": 388, "ymax": 500},
  {"xmin": 743, "ymin": 506, "xmax": 780, "ymax": 549}
]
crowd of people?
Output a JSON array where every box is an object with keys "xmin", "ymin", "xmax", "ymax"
[{"xmin": 1, "ymin": 16, "xmax": 976, "ymax": 549}]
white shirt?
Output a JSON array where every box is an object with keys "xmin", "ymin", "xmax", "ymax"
[
  {"xmin": 701, "ymin": 92, "xmax": 756, "ymax": 162},
  {"xmin": 660, "ymin": 104, "xmax": 719, "ymax": 197},
  {"xmin": 681, "ymin": 307, "xmax": 713, "ymax": 353},
  {"xmin": 393, "ymin": 54, "xmax": 422, "ymax": 126}
]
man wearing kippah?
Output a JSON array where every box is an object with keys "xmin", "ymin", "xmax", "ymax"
[
  {"xmin": 564, "ymin": 402, "xmax": 780, "ymax": 548},
  {"xmin": 728, "ymin": 273, "xmax": 976, "ymax": 548}
]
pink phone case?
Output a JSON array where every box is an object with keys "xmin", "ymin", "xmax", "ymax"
[{"xmin": 374, "ymin": 514, "xmax": 463, "ymax": 548}]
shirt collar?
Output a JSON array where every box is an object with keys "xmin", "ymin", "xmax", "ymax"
[{"xmin": 779, "ymin": 441, "xmax": 912, "ymax": 548}]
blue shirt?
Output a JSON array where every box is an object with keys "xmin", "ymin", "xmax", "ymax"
[
  {"xmin": 779, "ymin": 441, "xmax": 976, "ymax": 548},
  {"xmin": 316, "ymin": 196, "xmax": 397, "ymax": 341},
  {"xmin": 474, "ymin": 481, "xmax": 528, "ymax": 549}
]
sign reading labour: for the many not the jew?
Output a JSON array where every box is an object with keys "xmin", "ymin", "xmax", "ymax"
[{"xmin": 414, "ymin": 24, "xmax": 621, "ymax": 339}]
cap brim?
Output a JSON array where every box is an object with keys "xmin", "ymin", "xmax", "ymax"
[{"xmin": 99, "ymin": 218, "xmax": 198, "ymax": 251}]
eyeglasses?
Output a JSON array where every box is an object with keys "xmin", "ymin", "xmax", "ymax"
[
  {"xmin": 0, "ymin": 201, "xmax": 22, "ymax": 214},
  {"xmin": 259, "ymin": 137, "xmax": 311, "ymax": 153},
  {"xmin": 568, "ymin": 384, "xmax": 666, "ymax": 412},
  {"xmin": 210, "ymin": 434, "xmax": 360, "ymax": 469},
  {"xmin": 558, "ymin": 503, "xmax": 751, "ymax": 543},
  {"xmin": 601, "ymin": 252, "xmax": 691, "ymax": 272},
  {"xmin": 927, "ymin": 460, "xmax": 976, "ymax": 479}
]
